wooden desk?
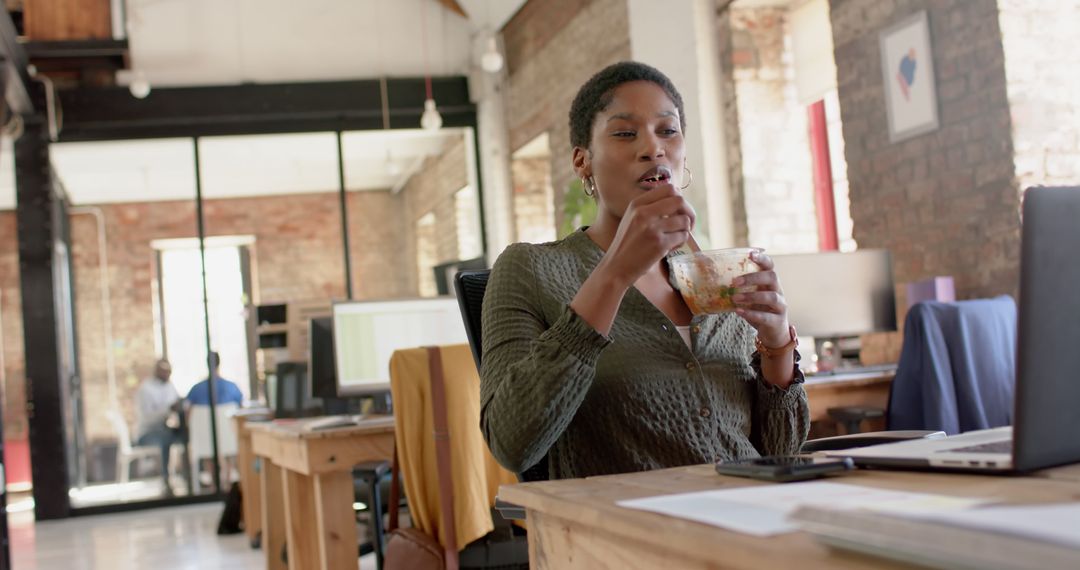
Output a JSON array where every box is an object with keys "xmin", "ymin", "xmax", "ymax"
[
  {"xmin": 233, "ymin": 410, "xmax": 272, "ymax": 548},
  {"xmin": 804, "ymin": 369, "xmax": 893, "ymax": 424},
  {"xmin": 250, "ymin": 416, "xmax": 395, "ymax": 570},
  {"xmin": 501, "ymin": 463, "xmax": 1080, "ymax": 569}
]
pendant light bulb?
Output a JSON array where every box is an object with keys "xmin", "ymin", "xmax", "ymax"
[
  {"xmin": 420, "ymin": 98, "xmax": 443, "ymax": 131},
  {"xmin": 387, "ymin": 161, "xmax": 402, "ymax": 177},
  {"xmin": 129, "ymin": 71, "xmax": 151, "ymax": 99},
  {"xmin": 481, "ymin": 37, "xmax": 504, "ymax": 73}
]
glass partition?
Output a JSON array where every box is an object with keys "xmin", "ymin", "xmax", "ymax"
[
  {"xmin": 197, "ymin": 133, "xmax": 344, "ymax": 440},
  {"xmin": 52, "ymin": 138, "xmax": 206, "ymax": 505},
  {"xmin": 340, "ymin": 128, "xmax": 481, "ymax": 301},
  {"xmin": 25, "ymin": 120, "xmax": 485, "ymax": 511}
]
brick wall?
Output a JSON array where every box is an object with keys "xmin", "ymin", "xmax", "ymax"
[
  {"xmin": 503, "ymin": 0, "xmax": 631, "ymax": 234},
  {"xmin": 66, "ymin": 188, "xmax": 420, "ymax": 441},
  {"xmin": 511, "ymin": 156, "xmax": 557, "ymax": 243},
  {"xmin": 830, "ymin": 0, "xmax": 1021, "ymax": 301},
  {"xmin": 0, "ymin": 211, "xmax": 27, "ymax": 441},
  {"xmin": 346, "ymin": 190, "xmax": 410, "ymax": 300},
  {"xmin": 400, "ymin": 134, "xmax": 470, "ymax": 294},
  {"xmin": 67, "ymin": 194, "xmax": 356, "ymax": 440},
  {"xmin": 730, "ymin": 6, "xmax": 819, "ymax": 254},
  {"xmin": 998, "ymin": 0, "xmax": 1080, "ymax": 191},
  {"xmin": 715, "ymin": 7, "xmax": 749, "ymax": 248}
]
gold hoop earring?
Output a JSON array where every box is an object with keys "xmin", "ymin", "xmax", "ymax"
[
  {"xmin": 680, "ymin": 166, "xmax": 693, "ymax": 190},
  {"xmin": 582, "ymin": 177, "xmax": 596, "ymax": 197}
]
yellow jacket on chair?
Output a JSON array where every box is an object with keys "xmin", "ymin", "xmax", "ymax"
[{"xmin": 388, "ymin": 343, "xmax": 519, "ymax": 552}]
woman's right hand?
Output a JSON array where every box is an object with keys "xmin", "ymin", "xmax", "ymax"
[
  {"xmin": 571, "ymin": 184, "xmax": 694, "ymax": 336},
  {"xmin": 596, "ymin": 184, "xmax": 696, "ymax": 288}
]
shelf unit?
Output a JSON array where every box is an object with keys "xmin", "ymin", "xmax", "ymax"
[{"xmin": 254, "ymin": 299, "xmax": 332, "ymax": 380}]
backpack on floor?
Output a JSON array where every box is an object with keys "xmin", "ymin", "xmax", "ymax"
[{"xmin": 217, "ymin": 481, "xmax": 244, "ymax": 535}]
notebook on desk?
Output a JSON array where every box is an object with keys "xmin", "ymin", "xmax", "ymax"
[{"xmin": 830, "ymin": 187, "xmax": 1080, "ymax": 473}]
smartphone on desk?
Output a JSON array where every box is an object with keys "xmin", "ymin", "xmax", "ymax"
[{"xmin": 715, "ymin": 455, "xmax": 854, "ymax": 482}]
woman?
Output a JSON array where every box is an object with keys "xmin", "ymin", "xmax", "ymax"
[{"xmin": 480, "ymin": 61, "xmax": 809, "ymax": 480}]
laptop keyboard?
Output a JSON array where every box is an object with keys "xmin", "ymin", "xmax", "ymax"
[{"xmin": 948, "ymin": 440, "xmax": 1012, "ymax": 454}]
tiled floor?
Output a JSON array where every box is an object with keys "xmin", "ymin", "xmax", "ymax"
[{"xmin": 8, "ymin": 502, "xmax": 376, "ymax": 570}]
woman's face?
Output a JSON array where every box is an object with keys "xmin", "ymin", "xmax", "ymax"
[{"xmin": 574, "ymin": 80, "xmax": 686, "ymax": 220}]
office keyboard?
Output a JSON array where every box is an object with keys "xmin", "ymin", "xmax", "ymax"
[
  {"xmin": 304, "ymin": 414, "xmax": 364, "ymax": 431},
  {"xmin": 806, "ymin": 363, "xmax": 898, "ymax": 377},
  {"xmin": 948, "ymin": 440, "xmax": 1012, "ymax": 454}
]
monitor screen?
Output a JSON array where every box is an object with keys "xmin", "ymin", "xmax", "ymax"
[
  {"xmin": 771, "ymin": 249, "xmax": 897, "ymax": 338},
  {"xmin": 309, "ymin": 317, "xmax": 337, "ymax": 400},
  {"xmin": 332, "ymin": 297, "xmax": 469, "ymax": 397}
]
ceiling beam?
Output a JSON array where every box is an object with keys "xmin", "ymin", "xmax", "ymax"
[{"xmin": 55, "ymin": 76, "xmax": 477, "ymax": 142}]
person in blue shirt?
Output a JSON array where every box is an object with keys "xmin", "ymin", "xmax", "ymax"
[
  {"xmin": 186, "ymin": 351, "xmax": 244, "ymax": 488},
  {"xmin": 186, "ymin": 351, "xmax": 244, "ymax": 406}
]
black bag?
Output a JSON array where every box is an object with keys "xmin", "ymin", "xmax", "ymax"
[{"xmin": 217, "ymin": 481, "xmax": 244, "ymax": 535}]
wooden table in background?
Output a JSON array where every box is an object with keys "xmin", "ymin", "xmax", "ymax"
[
  {"xmin": 500, "ymin": 462, "xmax": 1080, "ymax": 569},
  {"xmin": 804, "ymin": 368, "xmax": 894, "ymax": 427},
  {"xmin": 233, "ymin": 409, "xmax": 272, "ymax": 549},
  {"xmin": 250, "ymin": 416, "xmax": 396, "ymax": 570}
]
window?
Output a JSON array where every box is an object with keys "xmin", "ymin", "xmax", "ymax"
[{"xmin": 454, "ymin": 185, "xmax": 483, "ymax": 260}]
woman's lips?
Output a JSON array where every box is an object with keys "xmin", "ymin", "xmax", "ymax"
[
  {"xmin": 637, "ymin": 165, "xmax": 673, "ymax": 189},
  {"xmin": 638, "ymin": 178, "xmax": 672, "ymax": 190}
]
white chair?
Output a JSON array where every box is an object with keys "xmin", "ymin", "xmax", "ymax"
[
  {"xmin": 188, "ymin": 402, "xmax": 240, "ymax": 487},
  {"xmin": 105, "ymin": 409, "xmax": 159, "ymax": 483}
]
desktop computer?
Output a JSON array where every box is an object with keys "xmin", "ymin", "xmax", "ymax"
[{"xmin": 772, "ymin": 249, "xmax": 897, "ymax": 372}]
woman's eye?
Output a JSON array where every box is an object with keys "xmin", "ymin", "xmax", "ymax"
[
  {"xmin": 613, "ymin": 131, "xmax": 635, "ymax": 138},
  {"xmin": 660, "ymin": 128, "xmax": 679, "ymax": 136}
]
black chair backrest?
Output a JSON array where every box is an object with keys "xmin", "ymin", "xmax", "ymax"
[
  {"xmin": 453, "ymin": 269, "xmax": 550, "ymax": 483},
  {"xmin": 454, "ymin": 270, "xmax": 489, "ymax": 372}
]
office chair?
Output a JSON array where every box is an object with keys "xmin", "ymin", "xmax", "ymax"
[
  {"xmin": 452, "ymin": 270, "xmax": 938, "ymax": 468},
  {"xmin": 106, "ymin": 409, "xmax": 170, "ymax": 483},
  {"xmin": 455, "ymin": 270, "xmax": 549, "ymax": 484},
  {"xmin": 825, "ymin": 297, "xmax": 1017, "ymax": 437},
  {"xmin": 386, "ymin": 345, "xmax": 528, "ymax": 569}
]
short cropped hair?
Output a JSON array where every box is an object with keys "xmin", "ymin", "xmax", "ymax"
[{"xmin": 568, "ymin": 61, "xmax": 686, "ymax": 150}]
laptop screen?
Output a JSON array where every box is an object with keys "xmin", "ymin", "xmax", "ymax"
[{"xmin": 1014, "ymin": 186, "xmax": 1080, "ymax": 471}]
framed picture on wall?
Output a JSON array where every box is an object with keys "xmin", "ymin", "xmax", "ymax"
[{"xmin": 880, "ymin": 11, "xmax": 939, "ymax": 143}]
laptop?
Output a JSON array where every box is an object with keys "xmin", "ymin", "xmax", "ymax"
[{"xmin": 830, "ymin": 187, "xmax": 1080, "ymax": 473}]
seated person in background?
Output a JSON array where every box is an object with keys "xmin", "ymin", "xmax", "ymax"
[
  {"xmin": 186, "ymin": 351, "xmax": 245, "ymax": 407},
  {"xmin": 186, "ymin": 351, "xmax": 244, "ymax": 485},
  {"xmin": 136, "ymin": 359, "xmax": 184, "ymax": 494},
  {"xmin": 480, "ymin": 62, "xmax": 809, "ymax": 480}
]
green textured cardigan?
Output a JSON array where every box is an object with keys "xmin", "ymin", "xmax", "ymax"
[{"xmin": 479, "ymin": 230, "xmax": 810, "ymax": 479}]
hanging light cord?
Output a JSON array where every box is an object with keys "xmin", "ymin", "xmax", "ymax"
[{"xmin": 422, "ymin": 2, "xmax": 433, "ymax": 99}]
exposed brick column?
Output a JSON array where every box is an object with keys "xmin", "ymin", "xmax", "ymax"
[{"xmin": 829, "ymin": 0, "xmax": 1020, "ymax": 300}]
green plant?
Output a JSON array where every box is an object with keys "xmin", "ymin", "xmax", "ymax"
[{"xmin": 559, "ymin": 178, "xmax": 598, "ymax": 239}]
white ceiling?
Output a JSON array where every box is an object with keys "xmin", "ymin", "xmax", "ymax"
[{"xmin": 124, "ymin": 0, "xmax": 526, "ymax": 87}]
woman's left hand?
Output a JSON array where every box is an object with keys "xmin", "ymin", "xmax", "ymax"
[{"xmin": 731, "ymin": 250, "xmax": 791, "ymax": 347}]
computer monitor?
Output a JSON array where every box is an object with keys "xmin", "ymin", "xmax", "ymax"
[
  {"xmin": 771, "ymin": 249, "xmax": 897, "ymax": 369},
  {"xmin": 332, "ymin": 296, "xmax": 469, "ymax": 398},
  {"xmin": 274, "ymin": 361, "xmax": 322, "ymax": 418},
  {"xmin": 309, "ymin": 317, "xmax": 337, "ymax": 399}
]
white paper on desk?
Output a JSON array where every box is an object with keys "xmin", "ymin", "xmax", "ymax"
[
  {"xmin": 899, "ymin": 502, "xmax": 1080, "ymax": 549},
  {"xmin": 616, "ymin": 481, "xmax": 988, "ymax": 537}
]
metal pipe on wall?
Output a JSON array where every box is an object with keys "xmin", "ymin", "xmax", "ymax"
[{"xmin": 68, "ymin": 207, "xmax": 119, "ymax": 408}]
